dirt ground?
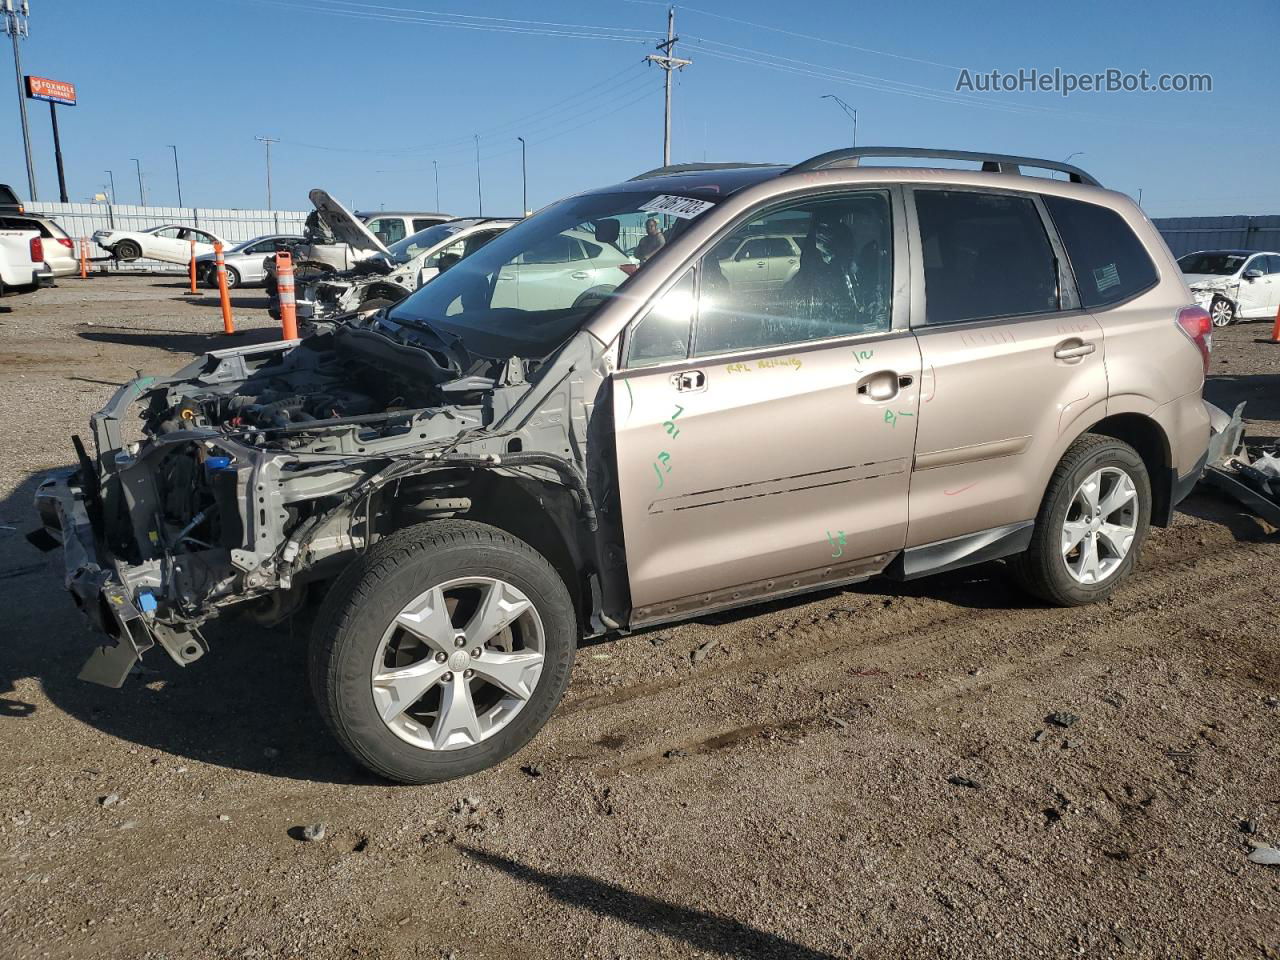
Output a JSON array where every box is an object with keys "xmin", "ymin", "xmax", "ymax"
[{"xmin": 0, "ymin": 276, "xmax": 1277, "ymax": 960}]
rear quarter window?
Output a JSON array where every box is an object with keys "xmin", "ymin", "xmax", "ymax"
[{"xmin": 1042, "ymin": 195, "xmax": 1158, "ymax": 308}]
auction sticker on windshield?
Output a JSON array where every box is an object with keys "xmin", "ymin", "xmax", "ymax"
[{"xmin": 640, "ymin": 195, "xmax": 716, "ymax": 219}]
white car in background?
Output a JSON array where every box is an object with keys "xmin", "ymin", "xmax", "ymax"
[
  {"xmin": 93, "ymin": 224, "xmax": 223, "ymax": 265},
  {"xmin": 493, "ymin": 228, "xmax": 635, "ymax": 310},
  {"xmin": 303, "ymin": 218, "xmax": 516, "ymax": 322},
  {"xmin": 1179, "ymin": 248, "xmax": 1280, "ymax": 326}
]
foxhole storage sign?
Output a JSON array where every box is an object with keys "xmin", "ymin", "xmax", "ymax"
[{"xmin": 26, "ymin": 76, "xmax": 76, "ymax": 106}]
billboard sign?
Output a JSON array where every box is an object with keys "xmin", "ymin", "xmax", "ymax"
[{"xmin": 25, "ymin": 76, "xmax": 76, "ymax": 106}]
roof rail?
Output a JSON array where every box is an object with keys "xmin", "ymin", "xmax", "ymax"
[
  {"xmin": 629, "ymin": 161, "xmax": 782, "ymax": 181},
  {"xmin": 787, "ymin": 147, "xmax": 1101, "ymax": 186}
]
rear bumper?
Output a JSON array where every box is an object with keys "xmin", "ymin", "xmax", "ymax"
[{"xmin": 34, "ymin": 470, "xmax": 156, "ymax": 687}]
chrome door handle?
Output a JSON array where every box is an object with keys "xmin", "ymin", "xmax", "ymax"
[
  {"xmin": 672, "ymin": 370, "xmax": 706, "ymax": 392},
  {"xmin": 1054, "ymin": 340, "xmax": 1096, "ymax": 360},
  {"xmin": 570, "ymin": 271, "xmax": 590, "ymax": 280}
]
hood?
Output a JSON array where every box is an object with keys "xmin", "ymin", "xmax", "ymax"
[
  {"xmin": 1185, "ymin": 274, "xmax": 1235, "ymax": 290},
  {"xmin": 308, "ymin": 188, "xmax": 390, "ymax": 258}
]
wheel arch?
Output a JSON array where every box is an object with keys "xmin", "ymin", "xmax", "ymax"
[
  {"xmin": 1084, "ymin": 412, "xmax": 1174, "ymax": 526},
  {"xmin": 379, "ymin": 469, "xmax": 595, "ymax": 635}
]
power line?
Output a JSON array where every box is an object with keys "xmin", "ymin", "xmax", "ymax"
[
  {"xmin": 680, "ymin": 4, "xmax": 964, "ymax": 72},
  {"xmin": 253, "ymin": 0, "xmax": 654, "ymax": 44},
  {"xmin": 307, "ymin": 0, "xmax": 655, "ymax": 37},
  {"xmin": 274, "ymin": 62, "xmax": 651, "ymax": 158}
]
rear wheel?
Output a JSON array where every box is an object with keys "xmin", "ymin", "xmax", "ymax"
[
  {"xmin": 309, "ymin": 520, "xmax": 577, "ymax": 784},
  {"xmin": 1010, "ymin": 434, "xmax": 1151, "ymax": 606}
]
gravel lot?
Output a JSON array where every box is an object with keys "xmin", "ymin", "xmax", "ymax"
[{"xmin": 1, "ymin": 276, "xmax": 1278, "ymax": 960}]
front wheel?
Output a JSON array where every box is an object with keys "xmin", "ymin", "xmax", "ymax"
[
  {"xmin": 1010, "ymin": 434, "xmax": 1151, "ymax": 606},
  {"xmin": 223, "ymin": 266, "xmax": 241, "ymax": 289},
  {"xmin": 1209, "ymin": 296, "xmax": 1235, "ymax": 327},
  {"xmin": 309, "ymin": 520, "xmax": 577, "ymax": 784},
  {"xmin": 114, "ymin": 240, "xmax": 141, "ymax": 262}
]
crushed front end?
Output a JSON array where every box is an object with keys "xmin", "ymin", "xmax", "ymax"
[{"xmin": 32, "ymin": 316, "xmax": 598, "ymax": 687}]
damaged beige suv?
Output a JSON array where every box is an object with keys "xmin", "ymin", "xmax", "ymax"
[{"xmin": 35, "ymin": 148, "xmax": 1212, "ymax": 783}]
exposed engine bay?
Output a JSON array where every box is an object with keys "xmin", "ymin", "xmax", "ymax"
[{"xmin": 33, "ymin": 314, "xmax": 614, "ymax": 687}]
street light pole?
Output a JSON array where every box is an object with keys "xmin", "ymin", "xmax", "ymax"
[
  {"xmin": 517, "ymin": 136, "xmax": 527, "ymax": 216},
  {"xmin": 131, "ymin": 157, "xmax": 145, "ymax": 206},
  {"xmin": 168, "ymin": 144, "xmax": 184, "ymax": 208},
  {"xmin": 820, "ymin": 94, "xmax": 857, "ymax": 146},
  {"xmin": 432, "ymin": 159, "xmax": 439, "ymax": 210},
  {"xmin": 255, "ymin": 136, "xmax": 278, "ymax": 208},
  {"xmin": 104, "ymin": 169, "xmax": 115, "ymax": 204},
  {"xmin": 3, "ymin": 0, "xmax": 37, "ymax": 201},
  {"xmin": 474, "ymin": 134, "xmax": 483, "ymax": 216}
]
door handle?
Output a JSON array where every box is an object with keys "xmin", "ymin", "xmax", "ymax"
[
  {"xmin": 570, "ymin": 271, "xmax": 590, "ymax": 280},
  {"xmin": 756, "ymin": 261, "xmax": 766, "ymax": 267},
  {"xmin": 856, "ymin": 370, "xmax": 900, "ymax": 401},
  {"xmin": 672, "ymin": 369, "xmax": 706, "ymax": 392},
  {"xmin": 1053, "ymin": 339, "xmax": 1096, "ymax": 361}
]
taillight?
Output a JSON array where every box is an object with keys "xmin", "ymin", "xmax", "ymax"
[
  {"xmin": 56, "ymin": 236, "xmax": 73, "ymax": 249},
  {"xmin": 1176, "ymin": 304, "xmax": 1212, "ymax": 375},
  {"xmin": 29, "ymin": 236, "xmax": 43, "ymax": 264}
]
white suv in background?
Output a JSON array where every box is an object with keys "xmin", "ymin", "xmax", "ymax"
[{"xmin": 1179, "ymin": 249, "xmax": 1280, "ymax": 326}]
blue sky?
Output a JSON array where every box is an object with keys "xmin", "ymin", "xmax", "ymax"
[{"xmin": 4, "ymin": 0, "xmax": 1277, "ymax": 217}]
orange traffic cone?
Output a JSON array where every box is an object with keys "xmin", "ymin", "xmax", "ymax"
[{"xmin": 213, "ymin": 242, "xmax": 237, "ymax": 335}]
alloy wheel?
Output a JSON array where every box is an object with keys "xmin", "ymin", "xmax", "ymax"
[
  {"xmin": 370, "ymin": 576, "xmax": 546, "ymax": 751},
  {"xmin": 1061, "ymin": 467, "xmax": 1139, "ymax": 584}
]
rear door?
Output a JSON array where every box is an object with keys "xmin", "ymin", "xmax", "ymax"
[
  {"xmin": 613, "ymin": 188, "xmax": 919, "ymax": 615},
  {"xmin": 904, "ymin": 187, "xmax": 1107, "ymax": 548}
]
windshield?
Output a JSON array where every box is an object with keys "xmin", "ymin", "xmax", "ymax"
[
  {"xmin": 388, "ymin": 190, "xmax": 715, "ymax": 359},
  {"xmin": 388, "ymin": 222, "xmax": 465, "ymax": 264},
  {"xmin": 1178, "ymin": 252, "xmax": 1246, "ymax": 276}
]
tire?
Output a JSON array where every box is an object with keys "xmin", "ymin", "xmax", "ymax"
[
  {"xmin": 223, "ymin": 266, "xmax": 240, "ymax": 289},
  {"xmin": 114, "ymin": 240, "xmax": 141, "ymax": 262},
  {"xmin": 1209, "ymin": 296, "xmax": 1235, "ymax": 327},
  {"xmin": 1010, "ymin": 434, "xmax": 1151, "ymax": 607},
  {"xmin": 309, "ymin": 519, "xmax": 577, "ymax": 784}
]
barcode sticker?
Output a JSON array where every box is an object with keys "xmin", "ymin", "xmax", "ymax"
[{"xmin": 640, "ymin": 195, "xmax": 716, "ymax": 219}]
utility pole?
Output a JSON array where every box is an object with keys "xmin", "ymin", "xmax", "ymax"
[
  {"xmin": 255, "ymin": 136, "xmax": 278, "ymax": 208},
  {"xmin": 645, "ymin": 6, "xmax": 691, "ymax": 166},
  {"xmin": 104, "ymin": 168, "xmax": 115, "ymax": 204},
  {"xmin": 517, "ymin": 136, "xmax": 527, "ymax": 215},
  {"xmin": 474, "ymin": 134, "xmax": 483, "ymax": 216},
  {"xmin": 168, "ymin": 144, "xmax": 184, "ymax": 207},
  {"xmin": 131, "ymin": 157, "xmax": 145, "ymax": 206},
  {"xmin": 432, "ymin": 159, "xmax": 439, "ymax": 210},
  {"xmin": 3, "ymin": 0, "xmax": 36, "ymax": 201},
  {"xmin": 821, "ymin": 94, "xmax": 857, "ymax": 147}
]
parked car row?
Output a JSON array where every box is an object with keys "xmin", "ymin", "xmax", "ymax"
[{"xmin": 33, "ymin": 147, "xmax": 1216, "ymax": 788}]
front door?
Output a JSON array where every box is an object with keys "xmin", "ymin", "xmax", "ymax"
[
  {"xmin": 1237, "ymin": 254, "xmax": 1278, "ymax": 318},
  {"xmin": 613, "ymin": 189, "xmax": 919, "ymax": 617},
  {"xmin": 905, "ymin": 187, "xmax": 1109, "ymax": 547}
]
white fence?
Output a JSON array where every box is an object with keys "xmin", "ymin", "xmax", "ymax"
[{"xmin": 28, "ymin": 202, "xmax": 310, "ymax": 270}]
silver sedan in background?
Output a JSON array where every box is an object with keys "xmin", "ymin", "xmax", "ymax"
[{"xmin": 196, "ymin": 234, "xmax": 302, "ymax": 288}]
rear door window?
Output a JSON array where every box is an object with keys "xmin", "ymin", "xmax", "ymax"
[
  {"xmin": 914, "ymin": 189, "xmax": 1060, "ymax": 325},
  {"xmin": 1042, "ymin": 195, "xmax": 1158, "ymax": 308}
]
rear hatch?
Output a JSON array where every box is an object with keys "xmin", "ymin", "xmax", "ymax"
[{"xmin": 308, "ymin": 189, "xmax": 390, "ymax": 258}]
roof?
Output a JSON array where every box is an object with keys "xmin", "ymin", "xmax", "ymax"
[{"xmin": 355, "ymin": 211, "xmax": 452, "ymax": 219}]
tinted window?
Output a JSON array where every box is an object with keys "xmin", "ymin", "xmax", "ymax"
[
  {"xmin": 1243, "ymin": 256, "xmax": 1267, "ymax": 276},
  {"xmin": 412, "ymin": 218, "xmax": 444, "ymax": 232},
  {"xmin": 1043, "ymin": 195, "xmax": 1158, "ymax": 308},
  {"xmin": 367, "ymin": 218, "xmax": 406, "ymax": 245},
  {"xmin": 766, "ymin": 237, "xmax": 795, "ymax": 258},
  {"xmin": 916, "ymin": 190, "xmax": 1059, "ymax": 324},
  {"xmin": 522, "ymin": 235, "xmax": 574, "ymax": 264},
  {"xmin": 692, "ymin": 191, "xmax": 893, "ymax": 357},
  {"xmin": 1267, "ymin": 256, "xmax": 1280, "ymax": 275}
]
